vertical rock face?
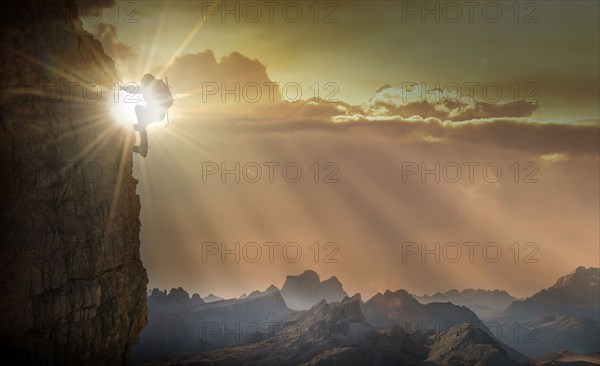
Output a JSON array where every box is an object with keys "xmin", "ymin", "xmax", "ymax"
[{"xmin": 0, "ymin": 1, "xmax": 148, "ymax": 365}]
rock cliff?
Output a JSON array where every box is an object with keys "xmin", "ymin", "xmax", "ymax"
[{"xmin": 0, "ymin": 0, "xmax": 147, "ymax": 364}]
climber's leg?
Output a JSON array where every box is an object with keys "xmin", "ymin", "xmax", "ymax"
[
  {"xmin": 134, "ymin": 105, "xmax": 149, "ymax": 130},
  {"xmin": 133, "ymin": 128, "xmax": 148, "ymax": 157}
]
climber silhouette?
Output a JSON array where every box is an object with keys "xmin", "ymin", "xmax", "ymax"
[{"xmin": 119, "ymin": 73, "xmax": 173, "ymax": 157}]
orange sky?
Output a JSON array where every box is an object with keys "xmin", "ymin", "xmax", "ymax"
[{"xmin": 81, "ymin": 0, "xmax": 599, "ymax": 299}]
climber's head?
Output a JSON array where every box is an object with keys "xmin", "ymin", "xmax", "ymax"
[{"xmin": 141, "ymin": 73, "xmax": 155, "ymax": 87}]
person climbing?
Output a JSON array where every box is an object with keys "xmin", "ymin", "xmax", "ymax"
[{"xmin": 119, "ymin": 73, "xmax": 173, "ymax": 157}]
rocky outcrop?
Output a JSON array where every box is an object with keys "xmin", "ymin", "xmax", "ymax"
[
  {"xmin": 0, "ymin": 0, "xmax": 147, "ymax": 365},
  {"xmin": 500, "ymin": 267, "xmax": 600, "ymax": 321},
  {"xmin": 427, "ymin": 323, "xmax": 522, "ymax": 366},
  {"xmin": 147, "ymin": 288, "xmax": 204, "ymax": 311},
  {"xmin": 280, "ymin": 270, "xmax": 348, "ymax": 310},
  {"xmin": 132, "ymin": 289, "xmax": 292, "ymax": 364},
  {"xmin": 203, "ymin": 294, "xmax": 225, "ymax": 303},
  {"xmin": 362, "ymin": 289, "xmax": 482, "ymax": 330},
  {"xmin": 493, "ymin": 267, "xmax": 600, "ymax": 358},
  {"xmin": 246, "ymin": 284, "xmax": 279, "ymax": 299}
]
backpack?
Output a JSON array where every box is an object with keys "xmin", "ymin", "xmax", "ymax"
[{"xmin": 153, "ymin": 79, "xmax": 173, "ymax": 109}]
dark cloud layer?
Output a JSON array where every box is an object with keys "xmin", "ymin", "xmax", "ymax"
[{"xmin": 164, "ymin": 51, "xmax": 542, "ymax": 124}]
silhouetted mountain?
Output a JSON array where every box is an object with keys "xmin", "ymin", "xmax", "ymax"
[
  {"xmin": 362, "ymin": 289, "xmax": 482, "ymax": 330},
  {"xmin": 497, "ymin": 314, "xmax": 599, "ymax": 359},
  {"xmin": 500, "ymin": 267, "xmax": 599, "ymax": 321},
  {"xmin": 170, "ymin": 294, "xmax": 379, "ymax": 365},
  {"xmin": 493, "ymin": 267, "xmax": 600, "ymax": 358},
  {"xmin": 134, "ymin": 269, "xmax": 600, "ymax": 364},
  {"xmin": 417, "ymin": 289, "xmax": 519, "ymax": 320},
  {"xmin": 132, "ymin": 289, "xmax": 292, "ymax": 364},
  {"xmin": 144, "ymin": 295, "xmax": 527, "ymax": 366},
  {"xmin": 146, "ymin": 287, "xmax": 205, "ymax": 313},
  {"xmin": 247, "ymin": 284, "xmax": 279, "ymax": 299},
  {"xmin": 203, "ymin": 294, "xmax": 225, "ymax": 303},
  {"xmin": 280, "ymin": 270, "xmax": 348, "ymax": 309}
]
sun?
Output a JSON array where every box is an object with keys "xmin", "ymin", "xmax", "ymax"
[{"xmin": 109, "ymin": 97, "xmax": 139, "ymax": 126}]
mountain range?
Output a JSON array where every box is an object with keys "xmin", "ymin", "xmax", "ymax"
[
  {"xmin": 133, "ymin": 267, "xmax": 600, "ymax": 364},
  {"xmin": 142, "ymin": 295, "xmax": 527, "ymax": 366},
  {"xmin": 416, "ymin": 289, "xmax": 520, "ymax": 320}
]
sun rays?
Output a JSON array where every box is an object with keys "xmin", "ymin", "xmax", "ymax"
[{"xmin": 57, "ymin": 0, "xmax": 600, "ymax": 300}]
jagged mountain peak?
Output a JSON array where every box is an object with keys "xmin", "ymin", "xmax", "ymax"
[
  {"xmin": 265, "ymin": 284, "xmax": 279, "ymax": 292},
  {"xmin": 203, "ymin": 293, "xmax": 224, "ymax": 303},
  {"xmin": 335, "ymin": 294, "xmax": 368, "ymax": 324},
  {"xmin": 342, "ymin": 293, "xmax": 363, "ymax": 303},
  {"xmin": 309, "ymin": 299, "xmax": 331, "ymax": 314},
  {"xmin": 493, "ymin": 268, "xmax": 600, "ymax": 358},
  {"xmin": 552, "ymin": 266, "xmax": 599, "ymax": 289},
  {"xmin": 501, "ymin": 267, "xmax": 600, "ymax": 322},
  {"xmin": 168, "ymin": 287, "xmax": 191, "ymax": 302},
  {"xmin": 323, "ymin": 275, "xmax": 341, "ymax": 283},
  {"xmin": 246, "ymin": 284, "xmax": 281, "ymax": 299},
  {"xmin": 280, "ymin": 270, "xmax": 348, "ymax": 310},
  {"xmin": 363, "ymin": 288, "xmax": 481, "ymax": 329},
  {"xmin": 370, "ymin": 289, "xmax": 420, "ymax": 305},
  {"xmin": 294, "ymin": 269, "xmax": 320, "ymax": 281}
]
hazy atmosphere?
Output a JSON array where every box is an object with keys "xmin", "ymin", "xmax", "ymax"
[{"xmin": 78, "ymin": 0, "xmax": 600, "ymax": 299}]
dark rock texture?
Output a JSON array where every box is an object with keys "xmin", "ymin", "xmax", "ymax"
[
  {"xmin": 0, "ymin": 0, "xmax": 147, "ymax": 364},
  {"xmin": 427, "ymin": 323, "xmax": 521, "ymax": 366}
]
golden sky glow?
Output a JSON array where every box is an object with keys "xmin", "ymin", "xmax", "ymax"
[{"xmin": 81, "ymin": 1, "xmax": 599, "ymax": 299}]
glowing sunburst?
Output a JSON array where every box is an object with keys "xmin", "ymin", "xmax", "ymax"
[{"xmin": 110, "ymin": 98, "xmax": 139, "ymax": 127}]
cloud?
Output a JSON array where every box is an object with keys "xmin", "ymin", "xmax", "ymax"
[
  {"xmin": 154, "ymin": 50, "xmax": 599, "ymax": 162},
  {"xmin": 541, "ymin": 153, "xmax": 569, "ymax": 162},
  {"xmin": 160, "ymin": 51, "xmax": 542, "ymax": 124},
  {"xmin": 92, "ymin": 23, "xmax": 136, "ymax": 61},
  {"xmin": 157, "ymin": 50, "xmax": 282, "ymax": 105},
  {"xmin": 160, "ymin": 52, "xmax": 597, "ymax": 158},
  {"xmin": 358, "ymin": 84, "xmax": 539, "ymax": 122}
]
